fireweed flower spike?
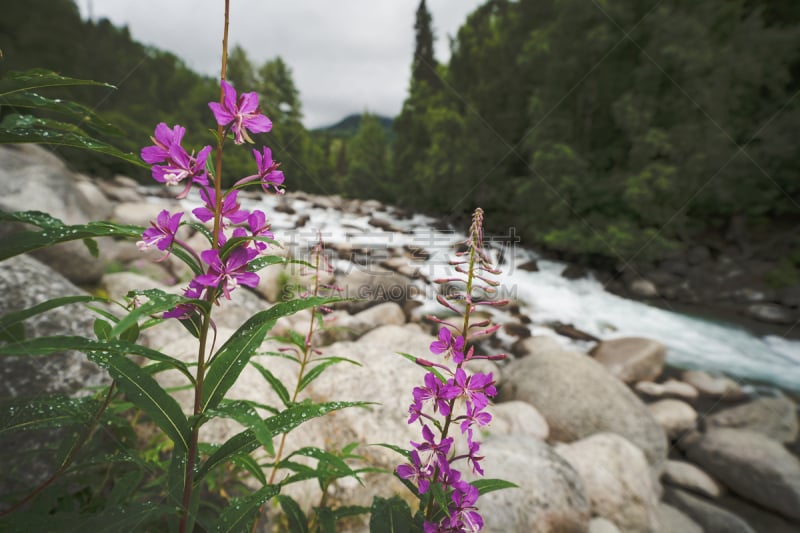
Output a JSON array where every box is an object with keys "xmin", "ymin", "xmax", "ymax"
[
  {"xmin": 209, "ymin": 79, "xmax": 272, "ymax": 144},
  {"xmin": 398, "ymin": 207, "xmax": 506, "ymax": 531},
  {"xmin": 235, "ymin": 147, "xmax": 285, "ymax": 193},
  {"xmin": 141, "ymin": 122, "xmax": 185, "ymax": 164},
  {"xmin": 195, "ymin": 247, "xmax": 260, "ymax": 300}
]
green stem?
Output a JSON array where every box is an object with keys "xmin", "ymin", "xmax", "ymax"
[{"xmin": 178, "ymin": 2, "xmax": 230, "ymax": 531}]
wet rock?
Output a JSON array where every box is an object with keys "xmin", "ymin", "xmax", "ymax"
[
  {"xmin": 335, "ymin": 268, "xmax": 420, "ymax": 313},
  {"xmin": 684, "ymin": 428, "xmax": 800, "ymax": 520},
  {"xmin": 635, "ymin": 379, "xmax": 699, "ymax": 401},
  {"xmin": 499, "ymin": 341, "xmax": 668, "ymax": 470},
  {"xmin": 629, "ymin": 279, "xmax": 658, "ymax": 298},
  {"xmin": 663, "ymin": 487, "xmax": 756, "ymax": 533},
  {"xmin": 503, "ymin": 322, "xmax": 531, "ymax": 338},
  {"xmin": 552, "ymin": 322, "xmax": 600, "ymax": 342},
  {"xmin": 705, "ymin": 396, "xmax": 798, "ymax": 443},
  {"xmin": 662, "ymin": 460, "xmax": 723, "ymax": 499},
  {"xmin": 556, "ymin": 433, "xmax": 660, "ymax": 532},
  {"xmin": 681, "ymin": 369, "xmax": 745, "ymax": 400},
  {"xmin": 590, "ymin": 337, "xmax": 666, "ymax": 384},
  {"xmin": 561, "ymin": 264, "xmax": 588, "ymax": 280},
  {"xmin": 368, "ymin": 216, "xmax": 407, "ymax": 234},
  {"xmin": 647, "ymin": 399, "xmax": 698, "ymax": 439},
  {"xmin": 518, "ymin": 259, "xmax": 540, "ymax": 272},
  {"xmin": 656, "ymin": 503, "xmax": 703, "ymax": 533},
  {"xmin": 745, "ymin": 303, "xmax": 795, "ymax": 325}
]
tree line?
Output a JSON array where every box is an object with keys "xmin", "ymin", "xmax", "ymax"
[{"xmin": 2, "ymin": 0, "xmax": 799, "ymax": 276}]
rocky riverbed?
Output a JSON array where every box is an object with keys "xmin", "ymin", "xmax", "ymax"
[{"xmin": 2, "ymin": 143, "xmax": 800, "ymax": 531}]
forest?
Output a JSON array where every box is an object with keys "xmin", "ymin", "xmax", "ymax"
[{"xmin": 2, "ymin": 0, "xmax": 799, "ymax": 276}]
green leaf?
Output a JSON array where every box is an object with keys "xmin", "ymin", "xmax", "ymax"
[
  {"xmin": 231, "ymin": 453, "xmax": 267, "ymax": 486},
  {"xmin": 206, "ymin": 400, "xmax": 276, "ymax": 456},
  {"xmin": 315, "ymin": 506, "xmax": 337, "ymax": 533},
  {"xmin": 247, "ymin": 254, "xmax": 287, "ymax": 272},
  {"xmin": 196, "ymin": 400, "xmax": 370, "ymax": 484},
  {"xmin": 202, "ymin": 297, "xmax": 339, "ymax": 413},
  {"xmin": 119, "ymin": 321, "xmax": 141, "ymax": 344},
  {"xmin": 369, "ymin": 496, "xmax": 412, "ymax": 533},
  {"xmin": 278, "ymin": 495, "xmax": 309, "ymax": 533},
  {"xmin": 298, "ymin": 357, "xmax": 361, "ymax": 394},
  {"xmin": 195, "ymin": 429, "xmax": 260, "ymax": 485},
  {"xmin": 0, "ymin": 214, "xmax": 144, "ymax": 261},
  {"xmin": 0, "ymin": 90, "xmax": 121, "ymax": 136},
  {"xmin": 82, "ymin": 237, "xmax": 99, "ymax": 257},
  {"xmin": 214, "ymin": 484, "xmax": 280, "ymax": 533},
  {"xmin": 0, "ymin": 294, "xmax": 105, "ymax": 343},
  {"xmin": 250, "ymin": 361, "xmax": 291, "ymax": 407},
  {"xmin": 284, "ymin": 447, "xmax": 355, "ymax": 478},
  {"xmin": 94, "ymin": 318, "xmax": 113, "ymax": 341},
  {"xmin": 0, "ymin": 209, "xmax": 65, "ymax": 228},
  {"xmin": 471, "ymin": 478, "xmax": 518, "ymax": 495},
  {"xmin": 0, "ymin": 335, "xmax": 195, "ymax": 384},
  {"xmin": 89, "ymin": 351, "xmax": 191, "ymax": 451},
  {"xmin": 0, "ymin": 114, "xmax": 147, "ymax": 168},
  {"xmin": 110, "ymin": 288, "xmax": 203, "ymax": 338},
  {"xmin": 0, "ymin": 395, "xmax": 99, "ymax": 434},
  {"xmin": 0, "ymin": 69, "xmax": 115, "ymax": 97},
  {"xmin": 397, "ymin": 352, "xmax": 446, "ymax": 383}
]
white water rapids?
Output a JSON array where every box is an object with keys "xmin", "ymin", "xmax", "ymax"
[{"xmin": 227, "ymin": 193, "xmax": 800, "ymax": 392}]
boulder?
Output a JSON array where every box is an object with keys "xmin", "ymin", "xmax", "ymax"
[
  {"xmin": 510, "ymin": 335, "xmax": 565, "ymax": 358},
  {"xmin": 590, "ymin": 337, "xmax": 666, "ymax": 384},
  {"xmin": 0, "ymin": 255, "xmax": 111, "ymax": 496},
  {"xmin": 656, "ymin": 503, "xmax": 703, "ymax": 533},
  {"xmin": 556, "ymin": 433, "xmax": 660, "ymax": 532},
  {"xmin": 634, "ymin": 379, "xmax": 699, "ymax": 402},
  {"xmin": 629, "ymin": 279, "xmax": 658, "ymax": 298},
  {"xmin": 684, "ymin": 428, "xmax": 800, "ymax": 520},
  {"xmin": 681, "ymin": 369, "xmax": 745, "ymax": 400},
  {"xmin": 705, "ymin": 396, "xmax": 798, "ymax": 443},
  {"xmin": 112, "ymin": 201, "xmax": 179, "ymax": 229},
  {"xmin": 316, "ymin": 302, "xmax": 407, "ymax": 345},
  {"xmin": 499, "ymin": 343, "xmax": 668, "ymax": 469},
  {"xmin": 745, "ymin": 303, "xmax": 795, "ymax": 325},
  {"xmin": 489, "ymin": 401, "xmax": 549, "ymax": 440},
  {"xmin": 587, "ymin": 518, "xmax": 620, "ymax": 533},
  {"xmin": 663, "ymin": 488, "xmax": 756, "ymax": 533},
  {"xmin": 476, "ymin": 435, "xmax": 591, "ymax": 533},
  {"xmin": 647, "ymin": 399, "xmax": 698, "ymax": 439},
  {"xmin": 334, "ymin": 267, "xmax": 420, "ymax": 313},
  {"xmin": 662, "ymin": 460, "xmax": 723, "ymax": 499}
]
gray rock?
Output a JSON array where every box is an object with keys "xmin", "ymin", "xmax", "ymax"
[
  {"xmin": 684, "ymin": 428, "xmax": 800, "ymax": 520},
  {"xmin": 705, "ymin": 396, "xmax": 798, "ymax": 443},
  {"xmin": 681, "ymin": 369, "xmax": 745, "ymax": 400},
  {"xmin": 499, "ymin": 343, "xmax": 668, "ymax": 469},
  {"xmin": 630, "ymin": 279, "xmax": 659, "ymax": 298},
  {"xmin": 489, "ymin": 401, "xmax": 549, "ymax": 440},
  {"xmin": 587, "ymin": 517, "xmax": 620, "ymax": 533},
  {"xmin": 556, "ymin": 433, "xmax": 660, "ymax": 532},
  {"xmin": 647, "ymin": 399, "xmax": 698, "ymax": 439},
  {"xmin": 477, "ymin": 435, "xmax": 591, "ymax": 533},
  {"xmin": 656, "ymin": 503, "xmax": 703, "ymax": 533},
  {"xmin": 745, "ymin": 303, "xmax": 795, "ymax": 325},
  {"xmin": 334, "ymin": 267, "xmax": 420, "ymax": 313},
  {"xmin": 663, "ymin": 487, "xmax": 756, "ymax": 533},
  {"xmin": 0, "ymin": 255, "xmax": 110, "ymax": 399},
  {"xmin": 316, "ymin": 302, "xmax": 407, "ymax": 345},
  {"xmin": 591, "ymin": 337, "xmax": 666, "ymax": 384},
  {"xmin": 635, "ymin": 379, "xmax": 699, "ymax": 401},
  {"xmin": 662, "ymin": 460, "xmax": 723, "ymax": 499}
]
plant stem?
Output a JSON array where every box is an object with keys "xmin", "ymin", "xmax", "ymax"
[{"xmin": 178, "ymin": 2, "xmax": 230, "ymax": 531}]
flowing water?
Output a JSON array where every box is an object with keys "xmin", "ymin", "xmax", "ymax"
[{"xmin": 231, "ymin": 193, "xmax": 800, "ymax": 392}]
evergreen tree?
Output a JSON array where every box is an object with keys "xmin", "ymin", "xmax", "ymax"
[
  {"xmin": 344, "ymin": 113, "xmax": 391, "ymax": 200},
  {"xmin": 412, "ymin": 0, "xmax": 439, "ymax": 89}
]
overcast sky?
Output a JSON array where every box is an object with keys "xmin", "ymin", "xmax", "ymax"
[{"xmin": 78, "ymin": 1, "xmax": 485, "ymax": 128}]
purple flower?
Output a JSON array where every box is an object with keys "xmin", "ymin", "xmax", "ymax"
[
  {"xmin": 452, "ymin": 369, "xmax": 496, "ymax": 411},
  {"xmin": 163, "ymin": 279, "xmax": 205, "ymax": 320},
  {"xmin": 412, "ymin": 425, "xmax": 453, "ymax": 471},
  {"xmin": 237, "ymin": 147, "xmax": 285, "ymax": 193},
  {"xmin": 447, "ymin": 484, "xmax": 483, "ymax": 532},
  {"xmin": 195, "ymin": 247, "xmax": 259, "ymax": 299},
  {"xmin": 151, "ymin": 144, "xmax": 212, "ymax": 198},
  {"xmin": 396, "ymin": 450, "xmax": 432, "ymax": 494},
  {"xmin": 460, "ymin": 402, "xmax": 492, "ymax": 434},
  {"xmin": 412, "ymin": 372, "xmax": 460, "ymax": 418},
  {"xmin": 137, "ymin": 209, "xmax": 182, "ymax": 257},
  {"xmin": 233, "ymin": 210, "xmax": 274, "ymax": 253},
  {"xmin": 465, "ymin": 438, "xmax": 485, "ymax": 476},
  {"xmin": 141, "ymin": 123, "xmax": 185, "ymax": 164},
  {"xmin": 209, "ymin": 80, "xmax": 272, "ymax": 144},
  {"xmin": 430, "ymin": 327, "xmax": 465, "ymax": 363},
  {"xmin": 193, "ymin": 188, "xmax": 249, "ymax": 225}
]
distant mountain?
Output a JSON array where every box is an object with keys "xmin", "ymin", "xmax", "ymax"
[{"xmin": 315, "ymin": 113, "xmax": 394, "ymax": 138}]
